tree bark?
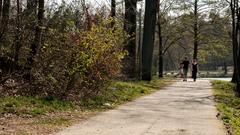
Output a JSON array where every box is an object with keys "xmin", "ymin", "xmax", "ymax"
[
  {"xmin": 0, "ymin": 0, "xmax": 2, "ymax": 19},
  {"xmin": 137, "ymin": 7, "xmax": 143, "ymax": 79},
  {"xmin": 12, "ymin": 0, "xmax": 21, "ymax": 69},
  {"xmin": 157, "ymin": 13, "xmax": 163, "ymax": 78},
  {"xmin": 237, "ymin": 0, "xmax": 240, "ymax": 93},
  {"xmin": 111, "ymin": 0, "xmax": 116, "ymax": 18},
  {"xmin": 231, "ymin": 0, "xmax": 240, "ymax": 93},
  {"xmin": 193, "ymin": 0, "xmax": 198, "ymax": 60},
  {"xmin": 0, "ymin": 0, "xmax": 10, "ymax": 41},
  {"xmin": 142, "ymin": 0, "xmax": 158, "ymax": 81},
  {"xmin": 223, "ymin": 62, "xmax": 227, "ymax": 75},
  {"xmin": 27, "ymin": 0, "xmax": 44, "ymax": 68},
  {"xmin": 111, "ymin": 0, "xmax": 116, "ymax": 27},
  {"xmin": 231, "ymin": 0, "xmax": 238, "ymax": 83},
  {"xmin": 123, "ymin": 0, "xmax": 137, "ymax": 78}
]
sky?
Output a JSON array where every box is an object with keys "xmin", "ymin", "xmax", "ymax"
[
  {"xmin": 54, "ymin": 0, "xmax": 110, "ymax": 7},
  {"xmin": 51, "ymin": 0, "xmax": 143, "ymax": 10}
]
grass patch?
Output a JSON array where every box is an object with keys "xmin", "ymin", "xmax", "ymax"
[
  {"xmin": 0, "ymin": 78, "xmax": 172, "ymax": 116},
  {"xmin": 212, "ymin": 80, "xmax": 240, "ymax": 135},
  {"xmin": 35, "ymin": 117, "xmax": 71, "ymax": 126},
  {"xmin": 0, "ymin": 96, "xmax": 75, "ymax": 116},
  {"xmin": 81, "ymin": 77, "xmax": 172, "ymax": 110}
]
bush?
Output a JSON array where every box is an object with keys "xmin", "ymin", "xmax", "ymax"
[{"xmin": 32, "ymin": 18, "xmax": 127, "ymax": 100}]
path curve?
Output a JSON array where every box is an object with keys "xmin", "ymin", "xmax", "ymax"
[{"xmin": 56, "ymin": 79, "xmax": 226, "ymax": 135}]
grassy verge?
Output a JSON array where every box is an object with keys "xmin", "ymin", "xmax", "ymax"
[
  {"xmin": 81, "ymin": 77, "xmax": 172, "ymax": 110},
  {"xmin": 0, "ymin": 96, "xmax": 75, "ymax": 116},
  {"xmin": 0, "ymin": 77, "xmax": 172, "ymax": 135},
  {"xmin": 212, "ymin": 80, "xmax": 240, "ymax": 135}
]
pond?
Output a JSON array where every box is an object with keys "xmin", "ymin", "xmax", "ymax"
[{"xmin": 201, "ymin": 78, "xmax": 232, "ymax": 81}]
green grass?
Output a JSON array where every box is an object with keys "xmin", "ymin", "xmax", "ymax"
[
  {"xmin": 212, "ymin": 80, "xmax": 240, "ymax": 135},
  {"xmin": 0, "ymin": 96, "xmax": 75, "ymax": 116},
  {"xmin": 0, "ymin": 78, "xmax": 172, "ymax": 116},
  {"xmin": 81, "ymin": 77, "xmax": 172, "ymax": 110}
]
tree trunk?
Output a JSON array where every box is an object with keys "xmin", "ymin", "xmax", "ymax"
[
  {"xmin": 111, "ymin": 0, "xmax": 116, "ymax": 17},
  {"xmin": 231, "ymin": 0, "xmax": 239, "ymax": 83},
  {"xmin": 0, "ymin": 0, "xmax": 2, "ymax": 19},
  {"xmin": 111, "ymin": 0, "xmax": 116, "ymax": 27},
  {"xmin": 0, "ymin": 0, "xmax": 10, "ymax": 41},
  {"xmin": 193, "ymin": 0, "xmax": 198, "ymax": 60},
  {"xmin": 157, "ymin": 13, "xmax": 163, "ymax": 78},
  {"xmin": 27, "ymin": 0, "xmax": 44, "ymax": 69},
  {"xmin": 137, "ymin": 8, "xmax": 143, "ymax": 79},
  {"xmin": 123, "ymin": 0, "xmax": 137, "ymax": 78},
  {"xmin": 223, "ymin": 62, "xmax": 227, "ymax": 75},
  {"xmin": 237, "ymin": 1, "xmax": 240, "ymax": 93},
  {"xmin": 12, "ymin": 0, "xmax": 21, "ymax": 70},
  {"xmin": 142, "ymin": 0, "xmax": 158, "ymax": 81},
  {"xmin": 237, "ymin": 82, "xmax": 240, "ymax": 95}
]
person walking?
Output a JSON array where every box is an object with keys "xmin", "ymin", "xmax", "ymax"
[
  {"xmin": 192, "ymin": 59, "xmax": 198, "ymax": 82},
  {"xmin": 182, "ymin": 57, "xmax": 190, "ymax": 81}
]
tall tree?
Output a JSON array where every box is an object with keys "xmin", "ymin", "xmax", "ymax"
[
  {"xmin": 193, "ymin": 0, "xmax": 198, "ymax": 59},
  {"xmin": 0, "ymin": 0, "xmax": 10, "ymax": 41},
  {"xmin": 157, "ymin": 12, "xmax": 163, "ymax": 78},
  {"xmin": 142, "ymin": 0, "xmax": 158, "ymax": 81},
  {"xmin": 0, "ymin": 0, "xmax": 2, "ymax": 19},
  {"xmin": 230, "ymin": 0, "xmax": 238, "ymax": 83},
  {"xmin": 123, "ymin": 0, "xmax": 137, "ymax": 78},
  {"xmin": 157, "ymin": 0, "xmax": 175, "ymax": 78},
  {"xmin": 111, "ymin": 0, "xmax": 116, "ymax": 27},
  {"xmin": 137, "ymin": 3, "xmax": 143, "ymax": 79},
  {"xmin": 111, "ymin": 0, "xmax": 116, "ymax": 18},
  {"xmin": 12, "ymin": 0, "xmax": 22, "ymax": 68},
  {"xmin": 27, "ymin": 0, "xmax": 45, "ymax": 69},
  {"xmin": 175, "ymin": 0, "xmax": 218, "ymax": 60},
  {"xmin": 232, "ymin": 0, "xmax": 240, "ymax": 91}
]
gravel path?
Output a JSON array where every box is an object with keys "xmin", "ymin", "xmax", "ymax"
[{"xmin": 56, "ymin": 79, "xmax": 226, "ymax": 135}]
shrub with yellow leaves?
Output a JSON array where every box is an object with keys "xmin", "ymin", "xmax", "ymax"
[{"xmin": 32, "ymin": 18, "xmax": 127, "ymax": 100}]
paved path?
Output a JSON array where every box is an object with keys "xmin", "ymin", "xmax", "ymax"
[{"xmin": 56, "ymin": 79, "xmax": 226, "ymax": 135}]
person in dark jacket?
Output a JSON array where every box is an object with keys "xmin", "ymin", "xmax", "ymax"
[{"xmin": 191, "ymin": 59, "xmax": 198, "ymax": 82}]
